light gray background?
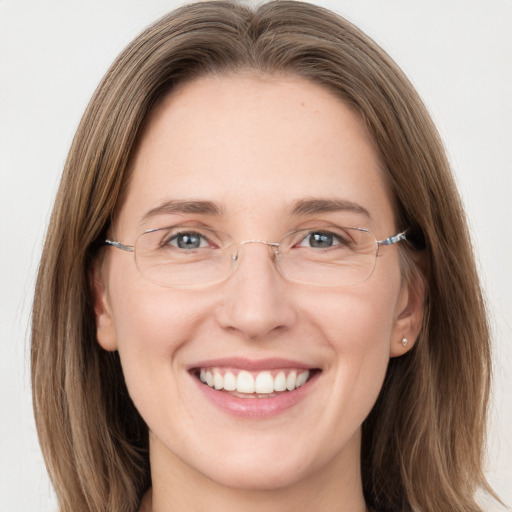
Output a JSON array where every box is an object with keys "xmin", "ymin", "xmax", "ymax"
[{"xmin": 1, "ymin": 1, "xmax": 511, "ymax": 511}]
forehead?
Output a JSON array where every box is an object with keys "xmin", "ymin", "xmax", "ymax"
[{"xmin": 118, "ymin": 74, "xmax": 394, "ymax": 234}]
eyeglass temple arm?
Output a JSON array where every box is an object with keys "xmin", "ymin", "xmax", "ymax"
[
  {"xmin": 104, "ymin": 239, "xmax": 134, "ymax": 252},
  {"xmin": 377, "ymin": 230, "xmax": 407, "ymax": 246}
]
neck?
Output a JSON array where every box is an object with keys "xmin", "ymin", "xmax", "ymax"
[{"xmin": 145, "ymin": 431, "xmax": 368, "ymax": 512}]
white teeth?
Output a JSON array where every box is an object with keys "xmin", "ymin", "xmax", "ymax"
[
  {"xmin": 213, "ymin": 372, "xmax": 223, "ymax": 390},
  {"xmin": 199, "ymin": 368, "xmax": 312, "ymax": 395},
  {"xmin": 223, "ymin": 371, "xmax": 236, "ymax": 391},
  {"xmin": 296, "ymin": 370, "xmax": 309, "ymax": 387},
  {"xmin": 274, "ymin": 371, "xmax": 287, "ymax": 392},
  {"xmin": 255, "ymin": 371, "xmax": 274, "ymax": 394},
  {"xmin": 237, "ymin": 370, "xmax": 255, "ymax": 393},
  {"xmin": 286, "ymin": 370, "xmax": 297, "ymax": 391}
]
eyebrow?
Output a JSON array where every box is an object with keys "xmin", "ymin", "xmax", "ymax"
[
  {"xmin": 140, "ymin": 199, "xmax": 222, "ymax": 225},
  {"xmin": 139, "ymin": 197, "xmax": 370, "ymax": 226},
  {"xmin": 288, "ymin": 198, "xmax": 371, "ymax": 218}
]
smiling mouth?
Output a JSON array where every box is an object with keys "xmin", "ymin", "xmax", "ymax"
[{"xmin": 193, "ymin": 368, "xmax": 318, "ymax": 398}]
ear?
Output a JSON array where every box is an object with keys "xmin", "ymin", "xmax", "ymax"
[
  {"xmin": 91, "ymin": 260, "xmax": 118, "ymax": 352},
  {"xmin": 390, "ymin": 271, "xmax": 426, "ymax": 357}
]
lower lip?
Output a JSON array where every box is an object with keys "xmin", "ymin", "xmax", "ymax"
[{"xmin": 193, "ymin": 372, "xmax": 319, "ymax": 418}]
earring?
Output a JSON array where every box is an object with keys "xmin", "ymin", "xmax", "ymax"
[{"xmin": 400, "ymin": 337, "xmax": 409, "ymax": 347}]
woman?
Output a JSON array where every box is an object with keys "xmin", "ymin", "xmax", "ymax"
[{"xmin": 31, "ymin": 1, "xmax": 496, "ymax": 511}]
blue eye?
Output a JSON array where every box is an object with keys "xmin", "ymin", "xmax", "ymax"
[
  {"xmin": 299, "ymin": 231, "xmax": 342, "ymax": 249},
  {"xmin": 168, "ymin": 232, "xmax": 209, "ymax": 249}
]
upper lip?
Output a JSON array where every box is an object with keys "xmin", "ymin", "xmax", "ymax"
[{"xmin": 188, "ymin": 357, "xmax": 318, "ymax": 372}]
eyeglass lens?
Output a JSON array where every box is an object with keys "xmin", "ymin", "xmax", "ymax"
[{"xmin": 133, "ymin": 226, "xmax": 381, "ymax": 288}]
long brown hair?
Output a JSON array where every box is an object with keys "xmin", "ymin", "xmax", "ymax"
[{"xmin": 32, "ymin": 2, "xmax": 493, "ymax": 511}]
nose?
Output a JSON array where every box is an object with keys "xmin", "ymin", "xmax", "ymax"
[{"xmin": 215, "ymin": 241, "xmax": 297, "ymax": 340}]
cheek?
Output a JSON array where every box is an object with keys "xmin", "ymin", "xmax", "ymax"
[
  {"xmin": 106, "ymin": 249, "xmax": 205, "ymax": 348},
  {"xmin": 329, "ymin": 297, "xmax": 394, "ymax": 396},
  {"xmin": 106, "ymin": 265, "xmax": 208, "ymax": 383},
  {"xmin": 107, "ymin": 283, "xmax": 215, "ymax": 431},
  {"xmin": 307, "ymin": 281, "xmax": 399, "ymax": 353},
  {"xmin": 114, "ymin": 292, "xmax": 177, "ymax": 354},
  {"xmin": 313, "ymin": 293, "xmax": 396, "ymax": 434},
  {"xmin": 303, "ymin": 277, "xmax": 400, "ymax": 402}
]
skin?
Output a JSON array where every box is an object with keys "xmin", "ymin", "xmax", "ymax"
[{"xmin": 94, "ymin": 74, "xmax": 423, "ymax": 512}]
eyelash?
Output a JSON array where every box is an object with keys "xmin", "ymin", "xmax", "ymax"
[
  {"xmin": 294, "ymin": 230, "xmax": 347, "ymax": 249},
  {"xmin": 162, "ymin": 230, "xmax": 216, "ymax": 249}
]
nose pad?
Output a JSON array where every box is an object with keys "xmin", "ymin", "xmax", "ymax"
[{"xmin": 216, "ymin": 241, "xmax": 296, "ymax": 340}]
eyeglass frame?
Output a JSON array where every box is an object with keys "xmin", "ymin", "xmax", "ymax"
[{"xmin": 103, "ymin": 226, "xmax": 408, "ymax": 288}]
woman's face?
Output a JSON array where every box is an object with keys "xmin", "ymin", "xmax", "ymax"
[{"xmin": 95, "ymin": 75, "xmax": 421, "ymax": 492}]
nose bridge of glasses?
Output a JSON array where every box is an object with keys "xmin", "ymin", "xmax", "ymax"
[
  {"xmin": 231, "ymin": 239, "xmax": 280, "ymax": 264},
  {"xmin": 239, "ymin": 239, "xmax": 280, "ymax": 248}
]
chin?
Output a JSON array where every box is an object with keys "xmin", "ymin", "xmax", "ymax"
[{"xmin": 200, "ymin": 456, "xmax": 314, "ymax": 492}]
